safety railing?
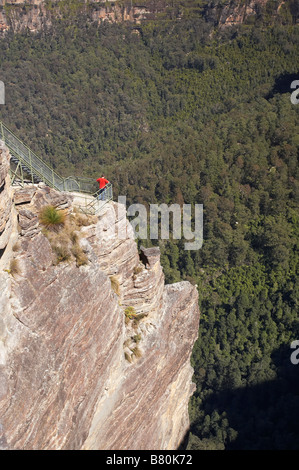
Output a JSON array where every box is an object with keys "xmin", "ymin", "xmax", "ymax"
[
  {"xmin": 0, "ymin": 120, "xmax": 113, "ymax": 214},
  {"xmin": 82, "ymin": 183, "xmax": 113, "ymax": 215},
  {"xmin": 0, "ymin": 121, "xmax": 98, "ymax": 195}
]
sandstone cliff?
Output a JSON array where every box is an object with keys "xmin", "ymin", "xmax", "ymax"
[
  {"xmin": 0, "ymin": 1, "xmax": 152, "ymax": 34},
  {"xmin": 0, "ymin": 141, "xmax": 200, "ymax": 450},
  {"xmin": 0, "ymin": 0, "xmax": 297, "ymax": 34}
]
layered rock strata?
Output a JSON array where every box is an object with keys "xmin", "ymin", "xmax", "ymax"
[
  {"xmin": 0, "ymin": 142, "xmax": 14, "ymax": 252},
  {"xmin": 0, "ymin": 1, "xmax": 152, "ymax": 34},
  {"xmin": 0, "ymin": 0, "xmax": 295, "ymax": 35},
  {"xmin": 0, "ymin": 143, "xmax": 200, "ymax": 450}
]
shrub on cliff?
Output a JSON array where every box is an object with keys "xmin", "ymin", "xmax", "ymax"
[
  {"xmin": 39, "ymin": 205, "xmax": 66, "ymax": 230},
  {"xmin": 110, "ymin": 275, "xmax": 121, "ymax": 296},
  {"xmin": 71, "ymin": 242, "xmax": 88, "ymax": 267},
  {"xmin": 124, "ymin": 306, "xmax": 138, "ymax": 320},
  {"xmin": 8, "ymin": 258, "xmax": 20, "ymax": 277},
  {"xmin": 131, "ymin": 346, "xmax": 142, "ymax": 359},
  {"xmin": 52, "ymin": 243, "xmax": 72, "ymax": 264},
  {"xmin": 40, "ymin": 206, "xmax": 89, "ymax": 266}
]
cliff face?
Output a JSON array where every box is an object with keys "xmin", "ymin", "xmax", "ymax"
[
  {"xmin": 0, "ymin": 143, "xmax": 15, "ymax": 254},
  {"xmin": 208, "ymin": 0, "xmax": 269, "ymax": 27},
  {"xmin": 0, "ymin": 0, "xmax": 296, "ymax": 34},
  {"xmin": 0, "ymin": 1, "xmax": 152, "ymax": 34},
  {"xmin": 0, "ymin": 143, "xmax": 200, "ymax": 450}
]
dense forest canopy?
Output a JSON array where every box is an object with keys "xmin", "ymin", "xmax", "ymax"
[{"xmin": 0, "ymin": 3, "xmax": 298, "ymax": 449}]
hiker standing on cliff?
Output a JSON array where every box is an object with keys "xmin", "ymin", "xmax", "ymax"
[{"xmin": 97, "ymin": 175, "xmax": 109, "ymax": 200}]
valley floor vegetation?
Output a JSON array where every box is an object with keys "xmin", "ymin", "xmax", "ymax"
[{"xmin": 0, "ymin": 4, "xmax": 298, "ymax": 449}]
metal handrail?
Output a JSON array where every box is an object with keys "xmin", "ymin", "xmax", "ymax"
[
  {"xmin": 84, "ymin": 183, "xmax": 113, "ymax": 213},
  {"xmin": 0, "ymin": 121, "xmax": 98, "ymax": 195}
]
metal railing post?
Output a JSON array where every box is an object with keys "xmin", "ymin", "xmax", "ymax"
[
  {"xmin": 2, "ymin": 120, "xmax": 113, "ymax": 199},
  {"xmin": 0, "ymin": 122, "xmax": 4, "ymax": 142},
  {"xmin": 28, "ymin": 148, "xmax": 34, "ymax": 184}
]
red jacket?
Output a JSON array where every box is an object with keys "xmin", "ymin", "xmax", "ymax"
[{"xmin": 97, "ymin": 177, "xmax": 109, "ymax": 189}]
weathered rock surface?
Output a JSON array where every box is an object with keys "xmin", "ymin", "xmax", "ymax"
[
  {"xmin": 0, "ymin": 0, "xmax": 152, "ymax": 34},
  {"xmin": 0, "ymin": 142, "xmax": 14, "ymax": 250},
  {"xmin": 0, "ymin": 143, "xmax": 200, "ymax": 450},
  {"xmin": 83, "ymin": 280, "xmax": 199, "ymax": 450},
  {"xmin": 0, "ymin": 0, "xmax": 296, "ymax": 35}
]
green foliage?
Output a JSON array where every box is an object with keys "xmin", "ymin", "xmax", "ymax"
[
  {"xmin": 133, "ymin": 334, "xmax": 142, "ymax": 344},
  {"xmin": 39, "ymin": 205, "xmax": 66, "ymax": 229},
  {"xmin": 131, "ymin": 346, "xmax": 142, "ymax": 358},
  {"xmin": 0, "ymin": 9, "xmax": 298, "ymax": 449},
  {"xmin": 8, "ymin": 258, "xmax": 21, "ymax": 277},
  {"xmin": 41, "ymin": 208, "xmax": 89, "ymax": 266},
  {"xmin": 124, "ymin": 306, "xmax": 138, "ymax": 320},
  {"xmin": 71, "ymin": 242, "xmax": 88, "ymax": 266}
]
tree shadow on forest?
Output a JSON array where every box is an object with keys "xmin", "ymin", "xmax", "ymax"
[
  {"xmin": 181, "ymin": 341, "xmax": 299, "ymax": 450},
  {"xmin": 266, "ymin": 72, "xmax": 299, "ymax": 100}
]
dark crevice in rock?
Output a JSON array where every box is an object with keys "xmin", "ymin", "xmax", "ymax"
[{"xmin": 0, "ymin": 246, "xmax": 6, "ymax": 259}]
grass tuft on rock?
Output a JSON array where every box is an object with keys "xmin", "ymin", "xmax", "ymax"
[
  {"xmin": 8, "ymin": 258, "xmax": 21, "ymax": 277},
  {"xmin": 110, "ymin": 275, "xmax": 121, "ymax": 296},
  {"xmin": 71, "ymin": 242, "xmax": 88, "ymax": 267},
  {"xmin": 40, "ymin": 205, "xmax": 89, "ymax": 266},
  {"xmin": 39, "ymin": 205, "xmax": 66, "ymax": 230}
]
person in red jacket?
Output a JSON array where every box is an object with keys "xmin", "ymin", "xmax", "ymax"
[{"xmin": 96, "ymin": 175, "xmax": 109, "ymax": 200}]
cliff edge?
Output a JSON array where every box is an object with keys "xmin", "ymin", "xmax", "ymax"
[
  {"xmin": 0, "ymin": 141, "xmax": 200, "ymax": 450},
  {"xmin": 0, "ymin": 0, "xmax": 297, "ymax": 35}
]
